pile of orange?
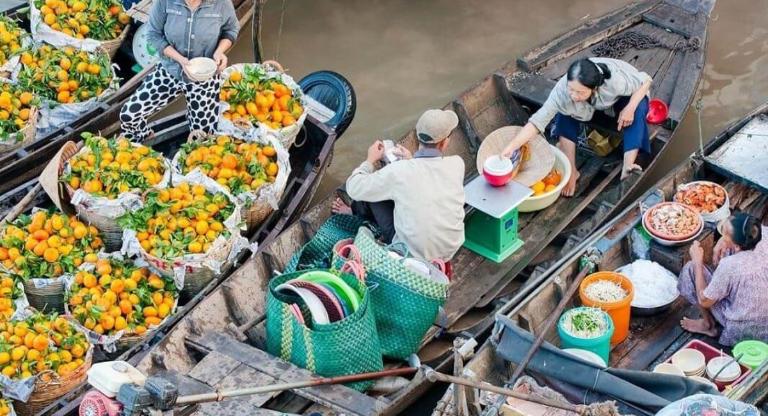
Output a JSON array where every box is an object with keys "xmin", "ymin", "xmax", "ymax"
[
  {"xmin": 0, "ymin": 273, "xmax": 21, "ymax": 321},
  {"xmin": 68, "ymin": 257, "xmax": 176, "ymax": 337},
  {"xmin": 63, "ymin": 133, "xmax": 166, "ymax": 199},
  {"xmin": 220, "ymin": 65, "xmax": 304, "ymax": 130},
  {"xmin": 117, "ymin": 182, "xmax": 236, "ymax": 260},
  {"xmin": 530, "ymin": 169, "xmax": 562, "ymax": 196},
  {"xmin": 0, "ymin": 398, "xmax": 10, "ymax": 415},
  {"xmin": 34, "ymin": 0, "xmax": 129, "ymax": 41},
  {"xmin": 0, "ymin": 82, "xmax": 38, "ymax": 142},
  {"xmin": 178, "ymin": 134, "xmax": 278, "ymax": 195},
  {"xmin": 0, "ymin": 312, "xmax": 89, "ymax": 381},
  {"xmin": 0, "ymin": 16, "xmax": 27, "ymax": 69},
  {"xmin": 0, "ymin": 210, "xmax": 103, "ymax": 279},
  {"xmin": 17, "ymin": 45, "xmax": 112, "ymax": 104}
]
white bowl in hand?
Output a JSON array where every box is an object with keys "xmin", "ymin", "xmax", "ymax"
[{"xmin": 184, "ymin": 57, "xmax": 217, "ymax": 82}]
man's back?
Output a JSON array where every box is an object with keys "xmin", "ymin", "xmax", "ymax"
[{"xmin": 346, "ymin": 154, "xmax": 465, "ymax": 261}]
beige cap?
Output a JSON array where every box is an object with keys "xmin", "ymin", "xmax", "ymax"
[{"xmin": 416, "ymin": 109, "xmax": 459, "ymax": 144}]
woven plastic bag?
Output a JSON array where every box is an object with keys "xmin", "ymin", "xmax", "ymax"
[
  {"xmin": 283, "ymin": 215, "xmax": 368, "ymax": 273},
  {"xmin": 265, "ymin": 269, "xmax": 383, "ymax": 391},
  {"xmin": 353, "ymin": 227, "xmax": 448, "ymax": 360}
]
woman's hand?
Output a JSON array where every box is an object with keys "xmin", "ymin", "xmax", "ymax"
[
  {"xmin": 501, "ymin": 143, "xmax": 518, "ymax": 159},
  {"xmin": 213, "ymin": 51, "xmax": 228, "ymax": 72},
  {"xmin": 617, "ymin": 105, "xmax": 635, "ymax": 131},
  {"xmin": 713, "ymin": 236, "xmax": 739, "ymax": 267},
  {"xmin": 689, "ymin": 240, "xmax": 705, "ymax": 265}
]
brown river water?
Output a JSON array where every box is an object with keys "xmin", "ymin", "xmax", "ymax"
[
  {"xmin": 160, "ymin": 0, "xmax": 768, "ymax": 204},
  {"xmin": 224, "ymin": 0, "xmax": 768, "ymax": 203}
]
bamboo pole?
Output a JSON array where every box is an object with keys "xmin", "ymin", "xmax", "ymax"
[
  {"xmin": 424, "ymin": 369, "xmax": 588, "ymax": 415},
  {"xmin": 175, "ymin": 367, "xmax": 417, "ymax": 405}
]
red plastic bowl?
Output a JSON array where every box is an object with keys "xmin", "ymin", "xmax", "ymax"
[
  {"xmin": 483, "ymin": 170, "xmax": 512, "ymax": 187},
  {"xmin": 646, "ymin": 98, "xmax": 669, "ymax": 124},
  {"xmin": 483, "ymin": 157, "xmax": 515, "ymax": 187}
]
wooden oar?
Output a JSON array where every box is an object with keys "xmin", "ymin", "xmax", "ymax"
[
  {"xmin": 508, "ymin": 257, "xmax": 599, "ymax": 384},
  {"xmin": 424, "ymin": 369, "xmax": 588, "ymax": 415},
  {"xmin": 174, "ymin": 367, "xmax": 418, "ymax": 405}
]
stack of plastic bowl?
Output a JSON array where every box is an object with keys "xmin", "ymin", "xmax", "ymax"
[{"xmin": 672, "ymin": 348, "xmax": 707, "ymax": 377}]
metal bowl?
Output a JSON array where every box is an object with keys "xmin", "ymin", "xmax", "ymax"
[{"xmin": 615, "ymin": 264, "xmax": 679, "ymax": 316}]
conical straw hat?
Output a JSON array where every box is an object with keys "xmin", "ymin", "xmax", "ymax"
[{"xmin": 476, "ymin": 126, "xmax": 555, "ymax": 187}]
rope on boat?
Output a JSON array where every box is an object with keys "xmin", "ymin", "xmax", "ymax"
[
  {"xmin": 696, "ymin": 97, "xmax": 705, "ymax": 156},
  {"xmin": 591, "ymin": 31, "xmax": 701, "ymax": 59}
]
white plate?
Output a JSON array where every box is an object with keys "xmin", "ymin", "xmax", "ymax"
[{"xmin": 276, "ymin": 283, "xmax": 330, "ymax": 325}]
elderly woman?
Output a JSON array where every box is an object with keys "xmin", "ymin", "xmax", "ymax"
[
  {"xmin": 502, "ymin": 58, "xmax": 652, "ymax": 196},
  {"xmin": 678, "ymin": 213, "xmax": 768, "ymax": 345},
  {"xmin": 120, "ymin": 0, "xmax": 240, "ymax": 141}
]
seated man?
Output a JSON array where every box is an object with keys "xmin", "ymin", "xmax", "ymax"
[
  {"xmin": 678, "ymin": 213, "xmax": 768, "ymax": 345},
  {"xmin": 332, "ymin": 109, "xmax": 465, "ymax": 262}
]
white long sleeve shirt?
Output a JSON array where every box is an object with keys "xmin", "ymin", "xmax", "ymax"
[{"xmin": 345, "ymin": 150, "xmax": 465, "ymax": 261}]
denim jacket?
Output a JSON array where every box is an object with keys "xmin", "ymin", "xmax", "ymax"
[{"xmin": 147, "ymin": 0, "xmax": 240, "ymax": 80}]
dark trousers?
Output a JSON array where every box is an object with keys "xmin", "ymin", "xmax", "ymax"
[
  {"xmin": 351, "ymin": 200, "xmax": 396, "ymax": 244},
  {"xmin": 552, "ymin": 96, "xmax": 651, "ymax": 154}
]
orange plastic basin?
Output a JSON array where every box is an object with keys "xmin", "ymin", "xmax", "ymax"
[{"xmin": 579, "ymin": 271, "xmax": 634, "ymax": 345}]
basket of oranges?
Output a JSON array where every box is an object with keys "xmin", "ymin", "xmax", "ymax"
[
  {"xmin": 0, "ymin": 209, "xmax": 104, "ymax": 313},
  {"xmin": 16, "ymin": 45, "xmax": 117, "ymax": 136},
  {"xmin": 0, "ymin": 81, "xmax": 39, "ymax": 154},
  {"xmin": 0, "ymin": 312, "xmax": 92, "ymax": 415},
  {"xmin": 0, "ymin": 273, "xmax": 30, "ymax": 322},
  {"xmin": 117, "ymin": 180, "xmax": 249, "ymax": 300},
  {"xmin": 219, "ymin": 62, "xmax": 307, "ymax": 148},
  {"xmin": 0, "ymin": 398, "xmax": 13, "ymax": 416},
  {"xmin": 61, "ymin": 134, "xmax": 171, "ymax": 251},
  {"xmin": 64, "ymin": 254, "xmax": 177, "ymax": 352},
  {"xmin": 172, "ymin": 132, "xmax": 290, "ymax": 231},
  {"xmin": 0, "ymin": 16, "xmax": 31, "ymax": 79},
  {"xmin": 30, "ymin": 0, "xmax": 131, "ymax": 59}
]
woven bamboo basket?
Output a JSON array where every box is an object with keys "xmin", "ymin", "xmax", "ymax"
[
  {"xmin": 14, "ymin": 351, "xmax": 92, "ymax": 416},
  {"xmin": 100, "ymin": 25, "xmax": 130, "ymax": 59},
  {"xmin": 140, "ymin": 235, "xmax": 237, "ymax": 302},
  {"xmin": 0, "ymin": 107, "xmax": 38, "ymax": 155},
  {"xmin": 31, "ymin": 0, "xmax": 129, "ymax": 60},
  {"xmin": 23, "ymin": 279, "xmax": 65, "ymax": 314},
  {"xmin": 243, "ymin": 196, "xmax": 275, "ymax": 232},
  {"xmin": 62, "ymin": 142, "xmax": 170, "ymax": 252}
]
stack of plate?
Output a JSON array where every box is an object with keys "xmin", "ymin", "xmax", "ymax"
[
  {"xmin": 276, "ymin": 271, "xmax": 363, "ymax": 326},
  {"xmin": 671, "ymin": 348, "xmax": 706, "ymax": 377},
  {"xmin": 706, "ymin": 356, "xmax": 742, "ymax": 384}
]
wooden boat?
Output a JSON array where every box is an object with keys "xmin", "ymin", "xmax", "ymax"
[
  {"xmin": 0, "ymin": 0, "xmax": 256, "ymax": 194},
  {"xmin": 55, "ymin": 0, "xmax": 717, "ymax": 414},
  {"xmin": 2, "ymin": 101, "xmax": 343, "ymax": 414},
  {"xmin": 432, "ymin": 102, "xmax": 768, "ymax": 416}
]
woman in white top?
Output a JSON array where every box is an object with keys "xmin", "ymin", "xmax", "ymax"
[{"xmin": 502, "ymin": 58, "xmax": 652, "ymax": 196}]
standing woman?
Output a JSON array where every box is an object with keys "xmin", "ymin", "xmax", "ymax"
[
  {"xmin": 501, "ymin": 58, "xmax": 652, "ymax": 196},
  {"xmin": 120, "ymin": 0, "xmax": 240, "ymax": 141}
]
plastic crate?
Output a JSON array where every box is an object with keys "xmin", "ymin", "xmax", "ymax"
[{"xmin": 665, "ymin": 339, "xmax": 751, "ymax": 391}]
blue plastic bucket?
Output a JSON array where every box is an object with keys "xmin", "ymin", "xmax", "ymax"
[{"xmin": 557, "ymin": 307, "xmax": 614, "ymax": 364}]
